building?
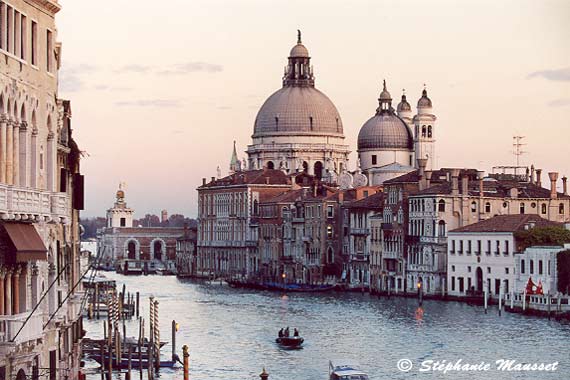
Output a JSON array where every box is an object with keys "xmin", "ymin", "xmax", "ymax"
[
  {"xmin": 409, "ymin": 168, "xmax": 570, "ymax": 295},
  {"xmin": 196, "ymin": 169, "xmax": 291, "ymax": 279},
  {"xmin": 0, "ymin": 1, "xmax": 86, "ymax": 379},
  {"xmin": 246, "ymin": 31, "xmax": 350, "ymax": 179},
  {"xmin": 357, "ymin": 81, "xmax": 437, "ymax": 185},
  {"xmin": 97, "ymin": 188, "xmax": 184, "ymax": 274},
  {"xmin": 344, "ymin": 191, "xmax": 384, "ymax": 288},
  {"xmin": 175, "ymin": 225, "xmax": 198, "ymax": 277},
  {"xmin": 514, "ymin": 244, "xmax": 570, "ymax": 295},
  {"xmin": 447, "ymin": 214, "xmax": 560, "ymax": 298}
]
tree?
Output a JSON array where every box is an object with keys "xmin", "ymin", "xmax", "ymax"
[
  {"xmin": 514, "ymin": 226, "xmax": 570, "ymax": 252},
  {"xmin": 558, "ymin": 250, "xmax": 570, "ymax": 294}
]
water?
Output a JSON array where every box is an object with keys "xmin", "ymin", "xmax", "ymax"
[{"xmin": 84, "ymin": 272, "xmax": 570, "ymax": 380}]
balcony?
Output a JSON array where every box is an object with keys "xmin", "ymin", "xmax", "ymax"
[
  {"xmin": 350, "ymin": 254, "xmax": 369, "ymax": 262},
  {"xmin": 0, "ymin": 312, "xmax": 45, "ymax": 345},
  {"xmin": 350, "ymin": 228, "xmax": 370, "ymax": 236},
  {"xmin": 0, "ymin": 185, "xmax": 69, "ymax": 223}
]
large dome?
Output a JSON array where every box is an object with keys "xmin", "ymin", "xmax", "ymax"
[
  {"xmin": 253, "ymin": 86, "xmax": 344, "ymax": 137},
  {"xmin": 358, "ymin": 113, "xmax": 413, "ymax": 150}
]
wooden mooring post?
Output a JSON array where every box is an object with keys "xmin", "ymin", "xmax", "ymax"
[{"xmin": 183, "ymin": 345, "xmax": 189, "ymax": 380}]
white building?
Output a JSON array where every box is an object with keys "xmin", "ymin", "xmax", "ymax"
[
  {"xmin": 447, "ymin": 214, "xmax": 560, "ymax": 298},
  {"xmin": 514, "ymin": 244, "xmax": 569, "ymax": 295},
  {"xmin": 246, "ymin": 31, "xmax": 350, "ymax": 179}
]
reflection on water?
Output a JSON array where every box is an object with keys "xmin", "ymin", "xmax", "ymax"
[{"xmin": 83, "ymin": 273, "xmax": 570, "ymax": 380}]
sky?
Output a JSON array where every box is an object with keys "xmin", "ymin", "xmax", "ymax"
[{"xmin": 55, "ymin": 0, "xmax": 570, "ymax": 218}]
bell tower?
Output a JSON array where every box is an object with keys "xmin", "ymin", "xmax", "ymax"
[
  {"xmin": 413, "ymin": 86, "xmax": 437, "ymax": 170},
  {"xmin": 106, "ymin": 185, "xmax": 134, "ymax": 228}
]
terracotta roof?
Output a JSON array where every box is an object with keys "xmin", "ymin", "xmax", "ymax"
[
  {"xmin": 345, "ymin": 192, "xmax": 385, "ymax": 210},
  {"xmin": 200, "ymin": 169, "xmax": 290, "ymax": 188},
  {"xmin": 413, "ymin": 178, "xmax": 570, "ymax": 199},
  {"xmin": 449, "ymin": 214, "xmax": 561, "ymax": 233}
]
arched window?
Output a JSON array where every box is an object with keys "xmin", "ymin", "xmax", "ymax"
[
  {"xmin": 438, "ymin": 200, "xmax": 445, "ymax": 212},
  {"xmin": 521, "ymin": 259, "xmax": 525, "ymax": 274},
  {"xmin": 485, "ymin": 202, "xmax": 491, "ymax": 213},
  {"xmin": 427, "ymin": 125, "xmax": 432, "ymax": 138},
  {"xmin": 438, "ymin": 220, "xmax": 446, "ymax": 237},
  {"xmin": 153, "ymin": 240, "xmax": 164, "ymax": 261},
  {"xmin": 520, "ymin": 203, "xmax": 525, "ymax": 214},
  {"xmin": 253, "ymin": 199, "xmax": 259, "ymax": 215},
  {"xmin": 471, "ymin": 201, "xmax": 477, "ymax": 212},
  {"xmin": 266, "ymin": 161, "xmax": 274, "ymax": 170},
  {"xmin": 314, "ymin": 161, "xmax": 323, "ymax": 179},
  {"xmin": 560, "ymin": 203, "xmax": 565, "ymax": 215},
  {"xmin": 421, "ymin": 125, "xmax": 426, "ymax": 137},
  {"xmin": 541, "ymin": 204, "xmax": 547, "ymax": 214},
  {"xmin": 530, "ymin": 259, "xmax": 534, "ymax": 274}
]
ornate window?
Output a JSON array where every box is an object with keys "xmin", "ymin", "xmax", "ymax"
[{"xmin": 438, "ymin": 199, "xmax": 445, "ymax": 212}]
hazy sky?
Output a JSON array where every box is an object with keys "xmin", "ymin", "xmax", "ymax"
[{"xmin": 56, "ymin": 0, "xmax": 570, "ymax": 218}]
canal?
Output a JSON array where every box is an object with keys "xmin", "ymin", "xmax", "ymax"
[{"xmin": 83, "ymin": 272, "xmax": 570, "ymax": 380}]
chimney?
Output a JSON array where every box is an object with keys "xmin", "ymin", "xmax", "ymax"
[
  {"xmin": 425, "ymin": 171, "xmax": 433, "ymax": 188},
  {"xmin": 536, "ymin": 169, "xmax": 542, "ymax": 187},
  {"xmin": 477, "ymin": 171, "xmax": 485, "ymax": 197},
  {"xmin": 563, "ymin": 176, "xmax": 568, "ymax": 196},
  {"xmin": 530, "ymin": 165, "xmax": 535, "ymax": 184},
  {"xmin": 461, "ymin": 175, "xmax": 469, "ymax": 196},
  {"xmin": 548, "ymin": 172, "xmax": 558, "ymax": 199},
  {"xmin": 211, "ymin": 176, "xmax": 215, "ymax": 183},
  {"xmin": 202, "ymin": 178, "xmax": 206, "ymax": 186},
  {"xmin": 266, "ymin": 176, "xmax": 270, "ymax": 185},
  {"xmin": 451, "ymin": 169, "xmax": 460, "ymax": 196},
  {"xmin": 417, "ymin": 158, "xmax": 428, "ymax": 191}
]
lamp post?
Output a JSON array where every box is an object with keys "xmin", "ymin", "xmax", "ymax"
[{"xmin": 417, "ymin": 281, "xmax": 423, "ymax": 306}]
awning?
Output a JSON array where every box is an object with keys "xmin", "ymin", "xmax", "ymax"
[{"xmin": 3, "ymin": 223, "xmax": 48, "ymax": 262}]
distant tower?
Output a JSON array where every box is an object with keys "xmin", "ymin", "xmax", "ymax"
[
  {"xmin": 161, "ymin": 209, "xmax": 168, "ymax": 223},
  {"xmin": 229, "ymin": 140, "xmax": 240, "ymax": 174},
  {"xmin": 413, "ymin": 86, "xmax": 437, "ymax": 170},
  {"xmin": 106, "ymin": 185, "xmax": 134, "ymax": 228}
]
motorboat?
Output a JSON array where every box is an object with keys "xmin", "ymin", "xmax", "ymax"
[
  {"xmin": 329, "ymin": 361, "xmax": 369, "ymax": 380},
  {"xmin": 275, "ymin": 335, "xmax": 304, "ymax": 348}
]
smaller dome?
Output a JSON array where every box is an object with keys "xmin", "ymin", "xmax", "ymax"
[
  {"xmin": 357, "ymin": 114, "xmax": 413, "ymax": 150},
  {"xmin": 418, "ymin": 88, "xmax": 432, "ymax": 108},
  {"xmin": 290, "ymin": 43, "xmax": 309, "ymax": 58},
  {"xmin": 397, "ymin": 94, "xmax": 411, "ymax": 113}
]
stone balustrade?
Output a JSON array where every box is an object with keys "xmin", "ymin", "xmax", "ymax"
[{"xmin": 0, "ymin": 184, "xmax": 69, "ymax": 223}]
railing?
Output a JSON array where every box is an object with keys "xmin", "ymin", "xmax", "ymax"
[
  {"xmin": 0, "ymin": 312, "xmax": 45, "ymax": 344},
  {"xmin": 0, "ymin": 184, "xmax": 69, "ymax": 221},
  {"xmin": 350, "ymin": 228, "xmax": 370, "ymax": 235}
]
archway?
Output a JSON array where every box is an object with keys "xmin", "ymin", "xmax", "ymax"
[
  {"xmin": 153, "ymin": 240, "xmax": 165, "ymax": 261},
  {"xmin": 16, "ymin": 369, "xmax": 26, "ymax": 380},
  {"xmin": 127, "ymin": 241, "xmax": 136, "ymax": 259},
  {"xmin": 266, "ymin": 161, "xmax": 274, "ymax": 170},
  {"xmin": 302, "ymin": 161, "xmax": 308, "ymax": 173},
  {"xmin": 476, "ymin": 267, "xmax": 483, "ymax": 292},
  {"xmin": 314, "ymin": 161, "xmax": 323, "ymax": 179}
]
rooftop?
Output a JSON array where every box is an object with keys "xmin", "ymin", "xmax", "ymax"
[{"xmin": 449, "ymin": 214, "xmax": 561, "ymax": 233}]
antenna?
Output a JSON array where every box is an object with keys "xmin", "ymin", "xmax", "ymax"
[
  {"xmin": 512, "ymin": 135, "xmax": 527, "ymax": 176},
  {"xmin": 512, "ymin": 136, "xmax": 526, "ymax": 166}
]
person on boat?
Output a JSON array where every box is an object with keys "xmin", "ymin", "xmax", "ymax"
[
  {"xmin": 293, "ymin": 328, "xmax": 299, "ymax": 337},
  {"xmin": 278, "ymin": 328, "xmax": 284, "ymax": 338},
  {"xmin": 284, "ymin": 327, "xmax": 290, "ymax": 337}
]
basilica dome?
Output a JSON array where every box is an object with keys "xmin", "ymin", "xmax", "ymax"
[
  {"xmin": 358, "ymin": 114, "xmax": 413, "ymax": 150},
  {"xmin": 357, "ymin": 81, "xmax": 413, "ymax": 151},
  {"xmin": 252, "ymin": 31, "xmax": 343, "ymax": 138},
  {"xmin": 253, "ymin": 86, "xmax": 343, "ymax": 137}
]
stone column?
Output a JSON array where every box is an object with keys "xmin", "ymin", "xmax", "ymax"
[
  {"xmin": 30, "ymin": 129, "xmax": 38, "ymax": 188},
  {"xmin": 13, "ymin": 121, "xmax": 19, "ymax": 187},
  {"xmin": 4, "ymin": 270, "xmax": 12, "ymax": 315},
  {"xmin": 6, "ymin": 120, "xmax": 13, "ymax": 185},
  {"xmin": 0, "ymin": 114, "xmax": 6, "ymax": 183},
  {"xmin": 46, "ymin": 132, "xmax": 54, "ymax": 191},
  {"xmin": 0, "ymin": 270, "xmax": 4, "ymax": 315},
  {"xmin": 12, "ymin": 266, "xmax": 21, "ymax": 314},
  {"xmin": 19, "ymin": 122, "xmax": 28, "ymax": 187}
]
